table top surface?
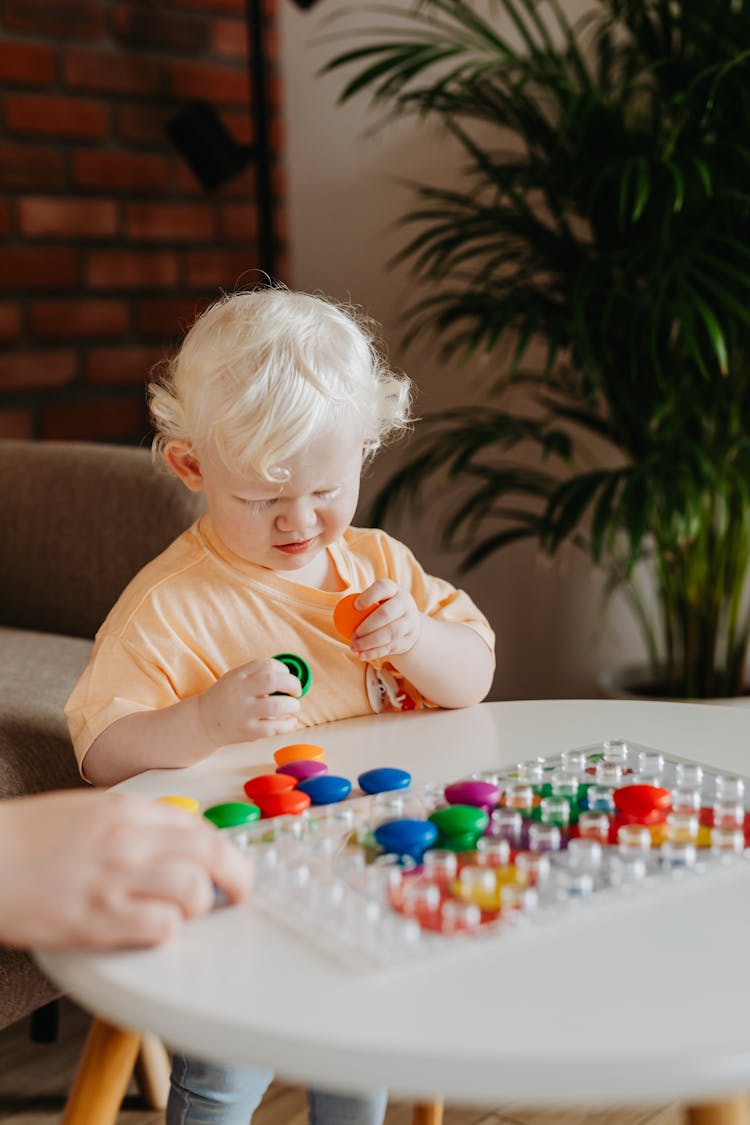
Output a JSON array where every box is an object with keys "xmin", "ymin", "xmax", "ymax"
[{"xmin": 38, "ymin": 699, "xmax": 750, "ymax": 1107}]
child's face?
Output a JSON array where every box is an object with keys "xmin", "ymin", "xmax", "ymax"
[{"xmin": 167, "ymin": 423, "xmax": 364, "ymax": 583}]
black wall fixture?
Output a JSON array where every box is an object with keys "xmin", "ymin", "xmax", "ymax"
[{"xmin": 166, "ymin": 0, "xmax": 323, "ymax": 279}]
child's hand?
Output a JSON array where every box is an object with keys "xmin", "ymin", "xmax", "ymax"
[
  {"xmin": 198, "ymin": 657, "xmax": 301, "ymax": 747},
  {"xmin": 349, "ymin": 580, "xmax": 422, "ymax": 661}
]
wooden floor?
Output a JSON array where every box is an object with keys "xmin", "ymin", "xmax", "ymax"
[{"xmin": 0, "ymin": 999, "xmax": 685, "ymax": 1124}]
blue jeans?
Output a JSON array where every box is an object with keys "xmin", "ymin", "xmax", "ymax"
[{"xmin": 167, "ymin": 1054, "xmax": 388, "ymax": 1125}]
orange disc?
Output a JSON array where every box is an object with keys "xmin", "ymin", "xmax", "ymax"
[
  {"xmin": 333, "ymin": 592, "xmax": 379, "ymax": 639},
  {"xmin": 273, "ymin": 742, "xmax": 326, "ymax": 766}
]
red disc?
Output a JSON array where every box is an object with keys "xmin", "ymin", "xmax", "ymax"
[
  {"xmin": 613, "ymin": 784, "xmax": 671, "ymax": 819},
  {"xmin": 243, "ymin": 773, "xmax": 297, "ymax": 801},
  {"xmin": 255, "ymin": 789, "xmax": 311, "ymax": 818}
]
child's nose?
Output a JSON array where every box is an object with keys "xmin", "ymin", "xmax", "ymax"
[{"xmin": 276, "ymin": 497, "xmax": 317, "ymax": 531}]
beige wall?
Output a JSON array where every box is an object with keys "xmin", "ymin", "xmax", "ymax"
[{"xmin": 278, "ymin": 4, "xmax": 644, "ymax": 701}]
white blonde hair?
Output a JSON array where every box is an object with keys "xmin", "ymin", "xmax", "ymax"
[{"xmin": 148, "ymin": 287, "xmax": 412, "ymax": 480}]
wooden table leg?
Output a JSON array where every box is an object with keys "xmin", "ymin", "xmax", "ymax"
[
  {"xmin": 134, "ymin": 1031, "xmax": 171, "ymax": 1109},
  {"xmin": 685, "ymin": 1096, "xmax": 750, "ymax": 1125},
  {"xmin": 412, "ymin": 1098, "xmax": 444, "ymax": 1125},
  {"xmin": 61, "ymin": 1017, "xmax": 141, "ymax": 1125}
]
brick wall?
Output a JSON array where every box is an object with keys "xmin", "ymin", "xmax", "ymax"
[{"xmin": 0, "ymin": 0, "xmax": 285, "ymax": 443}]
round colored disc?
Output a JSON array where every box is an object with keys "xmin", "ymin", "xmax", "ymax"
[
  {"xmin": 429, "ymin": 804, "xmax": 489, "ymax": 840},
  {"xmin": 333, "ymin": 593, "xmax": 380, "ymax": 639},
  {"xmin": 255, "ymin": 789, "xmax": 312, "ymax": 818},
  {"xmin": 374, "ymin": 818, "xmax": 438, "ymax": 862},
  {"xmin": 272, "ymin": 652, "xmax": 312, "ymax": 696},
  {"xmin": 157, "ymin": 795, "xmax": 199, "ymax": 815},
  {"xmin": 358, "ymin": 767, "xmax": 412, "ymax": 795},
  {"xmin": 203, "ymin": 801, "xmax": 260, "ymax": 829},
  {"xmin": 243, "ymin": 773, "xmax": 297, "ymax": 801},
  {"xmin": 613, "ymin": 784, "xmax": 671, "ymax": 819},
  {"xmin": 444, "ymin": 780, "xmax": 500, "ymax": 810},
  {"xmin": 296, "ymin": 774, "xmax": 352, "ymax": 805},
  {"xmin": 277, "ymin": 759, "xmax": 329, "ymax": 781},
  {"xmin": 274, "ymin": 742, "xmax": 326, "ymax": 766}
]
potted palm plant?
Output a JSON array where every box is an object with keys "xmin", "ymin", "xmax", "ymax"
[{"xmin": 325, "ymin": 0, "xmax": 750, "ymax": 699}]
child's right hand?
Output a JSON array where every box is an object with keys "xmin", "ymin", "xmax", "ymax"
[{"xmin": 197, "ymin": 657, "xmax": 302, "ymax": 747}]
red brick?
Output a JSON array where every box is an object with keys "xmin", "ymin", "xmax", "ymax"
[
  {"xmin": 0, "ymin": 409, "xmax": 33, "ymax": 438},
  {"xmin": 4, "ymin": 94, "xmax": 109, "ymax": 139},
  {"xmin": 3, "ymin": 0, "xmax": 105, "ymax": 40},
  {"xmin": 111, "ymin": 4, "xmax": 208, "ymax": 52},
  {"xmin": 168, "ymin": 59, "xmax": 249, "ymax": 107},
  {"xmin": 185, "ymin": 249, "xmax": 260, "ymax": 288},
  {"xmin": 19, "ymin": 197, "xmax": 119, "ymax": 239},
  {"xmin": 117, "ymin": 103, "xmax": 172, "ymax": 147},
  {"xmin": 31, "ymin": 300, "xmax": 128, "ymax": 340},
  {"xmin": 0, "ymin": 349, "xmax": 78, "ymax": 389},
  {"xmin": 40, "ymin": 395, "xmax": 147, "ymax": 441},
  {"xmin": 211, "ymin": 18, "xmax": 247, "ymax": 59},
  {"xmin": 125, "ymin": 202, "xmax": 215, "ymax": 241},
  {"xmin": 73, "ymin": 150, "xmax": 169, "ymax": 192},
  {"xmin": 220, "ymin": 203, "xmax": 257, "ymax": 242},
  {"xmin": 0, "ymin": 247, "xmax": 79, "ymax": 290},
  {"xmin": 63, "ymin": 47, "xmax": 162, "ymax": 96},
  {"xmin": 223, "ymin": 110, "xmax": 253, "ymax": 146},
  {"xmin": 0, "ymin": 42, "xmax": 55, "ymax": 85},
  {"xmin": 0, "ymin": 303, "xmax": 21, "ymax": 342},
  {"xmin": 85, "ymin": 345, "xmax": 164, "ymax": 385},
  {"xmin": 0, "ymin": 144, "xmax": 65, "ymax": 190},
  {"xmin": 134, "ymin": 295, "xmax": 213, "ymax": 338},
  {"xmin": 0, "ymin": 202, "xmax": 9, "ymax": 237},
  {"xmin": 87, "ymin": 249, "xmax": 179, "ymax": 289}
]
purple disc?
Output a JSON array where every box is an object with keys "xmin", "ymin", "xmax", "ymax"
[
  {"xmin": 444, "ymin": 779, "xmax": 500, "ymax": 810},
  {"xmin": 276, "ymin": 759, "xmax": 329, "ymax": 781}
]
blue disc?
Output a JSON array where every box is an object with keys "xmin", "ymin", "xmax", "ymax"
[
  {"xmin": 374, "ymin": 818, "xmax": 438, "ymax": 862},
  {"xmin": 296, "ymin": 774, "xmax": 352, "ymax": 805},
  {"xmin": 358, "ymin": 767, "xmax": 412, "ymax": 795}
]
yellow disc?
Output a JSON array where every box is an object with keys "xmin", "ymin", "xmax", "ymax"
[
  {"xmin": 273, "ymin": 743, "xmax": 326, "ymax": 766},
  {"xmin": 696, "ymin": 825, "xmax": 712, "ymax": 848},
  {"xmin": 449, "ymin": 865, "xmax": 519, "ymax": 912},
  {"xmin": 158, "ymin": 795, "xmax": 200, "ymax": 815}
]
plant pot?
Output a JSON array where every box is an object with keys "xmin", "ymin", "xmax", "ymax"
[{"xmin": 598, "ymin": 663, "xmax": 750, "ymax": 707}]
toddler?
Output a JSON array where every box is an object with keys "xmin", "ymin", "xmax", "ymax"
[{"xmin": 66, "ymin": 286, "xmax": 495, "ymax": 1125}]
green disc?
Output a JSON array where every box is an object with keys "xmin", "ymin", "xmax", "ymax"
[
  {"xmin": 203, "ymin": 801, "xmax": 261, "ymax": 829},
  {"xmin": 429, "ymin": 804, "xmax": 489, "ymax": 839},
  {"xmin": 433, "ymin": 829, "xmax": 482, "ymax": 853},
  {"xmin": 272, "ymin": 652, "xmax": 312, "ymax": 696}
]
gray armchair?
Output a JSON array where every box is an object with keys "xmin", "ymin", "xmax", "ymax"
[{"xmin": 0, "ymin": 439, "xmax": 203, "ymax": 1030}]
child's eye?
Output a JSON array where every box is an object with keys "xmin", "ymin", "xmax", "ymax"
[
  {"xmin": 314, "ymin": 487, "xmax": 341, "ymax": 500},
  {"xmin": 245, "ymin": 498, "xmax": 276, "ymax": 512}
]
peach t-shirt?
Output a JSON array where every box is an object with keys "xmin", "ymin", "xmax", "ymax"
[{"xmin": 66, "ymin": 516, "xmax": 495, "ymax": 774}]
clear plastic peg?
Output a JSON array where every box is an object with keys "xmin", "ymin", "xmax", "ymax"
[
  {"xmin": 577, "ymin": 811, "xmax": 611, "ymax": 844},
  {"xmin": 715, "ymin": 775, "xmax": 745, "ymax": 802},
  {"xmin": 659, "ymin": 841, "xmax": 697, "ymax": 869},
  {"xmin": 566, "ymin": 837, "xmax": 603, "ymax": 870},
  {"xmin": 515, "ymin": 850, "xmax": 551, "ymax": 886},
  {"xmin": 439, "ymin": 898, "xmax": 482, "ymax": 935},
  {"xmin": 595, "ymin": 760, "xmax": 622, "ymax": 786},
  {"xmin": 555, "ymin": 868, "xmax": 594, "ymax": 898},
  {"xmin": 607, "ymin": 852, "xmax": 647, "ymax": 886},
  {"xmin": 586, "ymin": 785, "xmax": 616, "ymax": 813},
  {"xmin": 401, "ymin": 879, "xmax": 442, "ymax": 918},
  {"xmin": 504, "ymin": 782, "xmax": 535, "ymax": 811},
  {"xmin": 475, "ymin": 837, "xmax": 511, "ymax": 867},
  {"xmin": 550, "ymin": 771, "xmax": 579, "ymax": 799},
  {"xmin": 422, "ymin": 848, "xmax": 458, "ymax": 881},
  {"xmin": 710, "ymin": 826, "xmax": 745, "ymax": 856},
  {"xmin": 499, "ymin": 882, "xmax": 538, "ymax": 913},
  {"xmin": 713, "ymin": 800, "xmax": 745, "ymax": 828},
  {"xmin": 375, "ymin": 793, "xmax": 405, "ymax": 819},
  {"xmin": 561, "ymin": 749, "xmax": 587, "ymax": 774},
  {"xmin": 675, "ymin": 763, "xmax": 703, "ymax": 789},
  {"xmin": 490, "ymin": 807, "xmax": 523, "ymax": 843},
  {"xmin": 637, "ymin": 751, "xmax": 664, "ymax": 780},
  {"xmin": 516, "ymin": 761, "xmax": 544, "ymax": 785},
  {"xmin": 528, "ymin": 822, "xmax": 562, "ymax": 853},
  {"xmin": 618, "ymin": 824, "xmax": 652, "ymax": 854},
  {"xmin": 665, "ymin": 811, "xmax": 699, "ymax": 843},
  {"xmin": 670, "ymin": 787, "xmax": 701, "ymax": 814},
  {"xmin": 602, "ymin": 739, "xmax": 630, "ymax": 762},
  {"xmin": 540, "ymin": 795, "xmax": 570, "ymax": 828}
]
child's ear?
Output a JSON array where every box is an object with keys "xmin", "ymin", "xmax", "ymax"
[{"xmin": 163, "ymin": 441, "xmax": 204, "ymax": 493}]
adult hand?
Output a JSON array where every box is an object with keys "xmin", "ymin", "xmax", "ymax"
[
  {"xmin": 349, "ymin": 580, "xmax": 423, "ymax": 662},
  {"xmin": 0, "ymin": 790, "xmax": 253, "ymax": 951},
  {"xmin": 197, "ymin": 657, "xmax": 301, "ymax": 747}
]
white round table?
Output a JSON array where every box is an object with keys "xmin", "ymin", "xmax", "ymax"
[{"xmin": 39, "ymin": 700, "xmax": 750, "ymax": 1115}]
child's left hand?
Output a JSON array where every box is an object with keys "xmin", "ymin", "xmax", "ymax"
[{"xmin": 349, "ymin": 580, "xmax": 422, "ymax": 662}]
